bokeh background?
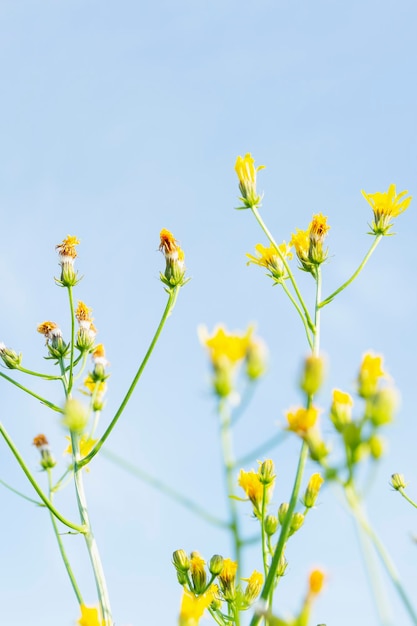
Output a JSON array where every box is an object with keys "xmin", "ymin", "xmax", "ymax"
[{"xmin": 1, "ymin": 1, "xmax": 416, "ymax": 624}]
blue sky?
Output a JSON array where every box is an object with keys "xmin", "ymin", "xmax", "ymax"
[{"xmin": 1, "ymin": 1, "xmax": 416, "ymax": 625}]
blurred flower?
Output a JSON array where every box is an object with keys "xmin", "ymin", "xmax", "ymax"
[
  {"xmin": 357, "ymin": 352, "xmax": 385, "ymax": 398},
  {"xmin": 77, "ymin": 605, "xmax": 104, "ymax": 626},
  {"xmin": 235, "ymin": 153, "xmax": 265, "ymax": 209},
  {"xmin": 286, "ymin": 406, "xmax": 319, "ymax": 433},
  {"xmin": 179, "ymin": 588, "xmax": 216, "ymax": 626},
  {"xmin": 33, "ymin": 433, "xmax": 56, "ymax": 470},
  {"xmin": 362, "ymin": 184, "xmax": 412, "ymax": 235},
  {"xmin": 291, "ymin": 214, "xmax": 330, "ymax": 272},
  {"xmin": 65, "ymin": 434, "xmax": 97, "ymax": 458}
]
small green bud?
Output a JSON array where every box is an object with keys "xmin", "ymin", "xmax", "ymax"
[
  {"xmin": 289, "ymin": 512, "xmax": 304, "ymax": 535},
  {"xmin": 368, "ymin": 388, "xmax": 399, "ymax": 426},
  {"xmin": 245, "ymin": 338, "xmax": 268, "ymax": 380},
  {"xmin": 176, "ymin": 570, "xmax": 187, "ymax": 585},
  {"xmin": 391, "ymin": 473, "xmax": 406, "ymax": 490},
  {"xmin": 369, "ymin": 434, "xmax": 385, "ymax": 459},
  {"xmin": 300, "ymin": 355, "xmax": 325, "ymax": 396},
  {"xmin": 209, "ymin": 554, "xmax": 224, "ymax": 576},
  {"xmin": 278, "ymin": 502, "xmax": 289, "ymax": 526},
  {"xmin": 172, "ymin": 549, "xmax": 190, "ymax": 572},
  {"xmin": 276, "ymin": 554, "xmax": 288, "ymax": 577},
  {"xmin": 258, "ymin": 459, "xmax": 275, "ymax": 485},
  {"xmin": 0, "ymin": 343, "xmax": 22, "ymax": 369},
  {"xmin": 264, "ymin": 515, "xmax": 278, "ymax": 536}
]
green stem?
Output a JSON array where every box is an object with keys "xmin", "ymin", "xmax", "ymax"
[
  {"xmin": 345, "ymin": 485, "xmax": 417, "ymax": 625},
  {"xmin": 67, "ymin": 286, "xmax": 76, "ymax": 394},
  {"xmin": 318, "ymin": 235, "xmax": 382, "ymax": 308},
  {"xmin": 219, "ymin": 399, "xmax": 243, "ymax": 575},
  {"xmin": 281, "ymin": 281, "xmax": 313, "ymax": 349},
  {"xmin": 101, "ymin": 448, "xmax": 229, "ymax": 528},
  {"xmin": 236, "ymin": 432, "xmax": 288, "ymax": 467},
  {"xmin": 71, "ymin": 432, "xmax": 113, "ymax": 625},
  {"xmin": 79, "ymin": 287, "xmax": 180, "ymax": 468},
  {"xmin": 0, "ymin": 477, "xmax": 44, "ymax": 506},
  {"xmin": 398, "ymin": 488, "xmax": 417, "ymax": 510},
  {"xmin": 251, "ymin": 206, "xmax": 314, "ymax": 331},
  {"xmin": 0, "ymin": 421, "xmax": 85, "ymax": 533},
  {"xmin": 15, "ymin": 366, "xmax": 63, "ymax": 380},
  {"xmin": 314, "ymin": 267, "xmax": 322, "ymax": 357},
  {"xmin": 47, "ymin": 469, "xmax": 84, "ymax": 605},
  {"xmin": 249, "ymin": 441, "xmax": 309, "ymax": 626},
  {"xmin": 260, "ymin": 484, "xmax": 268, "ymax": 578},
  {"xmin": 0, "ymin": 371, "xmax": 63, "ymax": 412}
]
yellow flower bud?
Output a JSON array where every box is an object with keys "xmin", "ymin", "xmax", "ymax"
[
  {"xmin": 172, "ymin": 549, "xmax": 190, "ymax": 572},
  {"xmin": 300, "ymin": 355, "xmax": 325, "ymax": 396},
  {"xmin": 391, "ymin": 473, "xmax": 406, "ymax": 490},
  {"xmin": 303, "ymin": 473, "xmax": 324, "ymax": 508}
]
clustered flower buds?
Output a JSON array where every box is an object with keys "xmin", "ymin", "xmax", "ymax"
[{"xmin": 0, "ymin": 342, "xmax": 22, "ymax": 369}]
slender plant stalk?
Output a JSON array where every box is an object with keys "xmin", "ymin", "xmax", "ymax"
[
  {"xmin": 397, "ymin": 488, "xmax": 417, "ymax": 510},
  {"xmin": 67, "ymin": 285, "xmax": 76, "ymax": 394},
  {"xmin": 0, "ymin": 421, "xmax": 85, "ymax": 533},
  {"xmin": 79, "ymin": 286, "xmax": 180, "ymax": 468},
  {"xmin": 101, "ymin": 448, "xmax": 229, "ymax": 528},
  {"xmin": 0, "ymin": 371, "xmax": 63, "ymax": 412},
  {"xmin": 318, "ymin": 235, "xmax": 382, "ymax": 308},
  {"xmin": 47, "ymin": 469, "xmax": 84, "ymax": 605},
  {"xmin": 0, "ymin": 477, "xmax": 44, "ymax": 506}
]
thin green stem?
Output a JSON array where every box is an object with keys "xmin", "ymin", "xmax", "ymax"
[
  {"xmin": 249, "ymin": 441, "xmax": 309, "ymax": 626},
  {"xmin": 0, "ymin": 477, "xmax": 44, "ymax": 506},
  {"xmin": 260, "ymin": 484, "xmax": 268, "ymax": 578},
  {"xmin": 67, "ymin": 286, "xmax": 76, "ymax": 394},
  {"xmin": 251, "ymin": 206, "xmax": 314, "ymax": 331},
  {"xmin": 79, "ymin": 287, "xmax": 180, "ymax": 468},
  {"xmin": 71, "ymin": 432, "xmax": 113, "ymax": 625},
  {"xmin": 318, "ymin": 235, "xmax": 382, "ymax": 308},
  {"xmin": 0, "ymin": 421, "xmax": 86, "ymax": 533},
  {"xmin": 345, "ymin": 485, "xmax": 417, "ymax": 625},
  {"xmin": 236, "ymin": 432, "xmax": 288, "ymax": 467},
  {"xmin": 0, "ymin": 371, "xmax": 63, "ymax": 412},
  {"xmin": 397, "ymin": 488, "xmax": 417, "ymax": 510},
  {"xmin": 219, "ymin": 399, "xmax": 243, "ymax": 575},
  {"xmin": 15, "ymin": 365, "xmax": 63, "ymax": 381},
  {"xmin": 101, "ymin": 448, "xmax": 229, "ymax": 528},
  {"xmin": 47, "ymin": 469, "xmax": 84, "ymax": 605},
  {"xmin": 314, "ymin": 267, "xmax": 322, "ymax": 357},
  {"xmin": 281, "ymin": 281, "xmax": 313, "ymax": 349}
]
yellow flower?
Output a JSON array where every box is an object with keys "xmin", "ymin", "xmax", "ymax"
[
  {"xmin": 179, "ymin": 588, "xmax": 216, "ymax": 626},
  {"xmin": 247, "ymin": 242, "xmax": 293, "ymax": 282},
  {"xmin": 190, "ymin": 551, "xmax": 207, "ymax": 592},
  {"xmin": 235, "ymin": 153, "xmax": 265, "ymax": 209},
  {"xmin": 309, "ymin": 213, "xmax": 330, "ymax": 244},
  {"xmin": 37, "ymin": 321, "xmax": 62, "ymax": 340},
  {"xmin": 218, "ymin": 558, "xmax": 238, "ymax": 601},
  {"xmin": 199, "ymin": 325, "xmax": 253, "ymax": 365},
  {"xmin": 291, "ymin": 214, "xmax": 330, "ymax": 272},
  {"xmin": 362, "ymin": 184, "xmax": 412, "ymax": 235},
  {"xmin": 308, "ymin": 569, "xmax": 325, "ymax": 595},
  {"xmin": 330, "ymin": 388, "xmax": 353, "ymax": 431},
  {"xmin": 286, "ymin": 406, "xmax": 319, "ymax": 433},
  {"xmin": 56, "ymin": 235, "xmax": 80, "ymax": 259},
  {"xmin": 303, "ymin": 473, "xmax": 324, "ymax": 508},
  {"xmin": 76, "ymin": 301, "xmax": 94, "ymax": 325},
  {"xmin": 358, "ymin": 352, "xmax": 386, "ymax": 398},
  {"xmin": 238, "ymin": 469, "xmax": 264, "ymax": 513},
  {"xmin": 77, "ymin": 605, "xmax": 104, "ymax": 626},
  {"xmin": 242, "ymin": 570, "xmax": 263, "ymax": 605},
  {"xmin": 159, "ymin": 229, "xmax": 187, "ymax": 287},
  {"xmin": 65, "ymin": 434, "xmax": 97, "ymax": 458}
]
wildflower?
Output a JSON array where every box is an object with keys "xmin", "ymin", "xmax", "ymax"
[
  {"xmin": 303, "ymin": 473, "xmax": 324, "ymax": 508},
  {"xmin": 357, "ymin": 352, "xmax": 385, "ymax": 398},
  {"xmin": 362, "ymin": 184, "xmax": 412, "ymax": 235},
  {"xmin": 242, "ymin": 570, "xmax": 263, "ymax": 606},
  {"xmin": 190, "ymin": 551, "xmax": 207, "ymax": 592},
  {"xmin": 179, "ymin": 588, "xmax": 216, "ymax": 626},
  {"xmin": 218, "ymin": 558, "xmax": 238, "ymax": 601},
  {"xmin": 91, "ymin": 344, "xmax": 109, "ymax": 378},
  {"xmin": 33, "ymin": 434, "xmax": 56, "ymax": 470},
  {"xmin": 84, "ymin": 374, "xmax": 107, "ymax": 411},
  {"xmin": 0, "ymin": 342, "xmax": 22, "ymax": 369},
  {"xmin": 65, "ymin": 434, "xmax": 97, "ymax": 458},
  {"xmin": 300, "ymin": 354, "xmax": 325, "ymax": 396},
  {"xmin": 308, "ymin": 569, "xmax": 325, "ymax": 596},
  {"xmin": 369, "ymin": 434, "xmax": 385, "ymax": 459},
  {"xmin": 199, "ymin": 324, "xmax": 253, "ymax": 397},
  {"xmin": 289, "ymin": 512, "xmax": 304, "ymax": 535},
  {"xmin": 330, "ymin": 389, "xmax": 353, "ymax": 431},
  {"xmin": 368, "ymin": 387, "xmax": 399, "ymax": 426},
  {"xmin": 286, "ymin": 406, "xmax": 319, "ymax": 433},
  {"xmin": 37, "ymin": 321, "xmax": 68, "ymax": 358},
  {"xmin": 391, "ymin": 473, "xmax": 407, "ymax": 490},
  {"xmin": 246, "ymin": 241, "xmax": 293, "ymax": 282},
  {"xmin": 159, "ymin": 229, "xmax": 187, "ymax": 288},
  {"xmin": 56, "ymin": 235, "xmax": 80, "ymax": 286},
  {"xmin": 75, "ymin": 301, "xmax": 97, "ymax": 352},
  {"xmin": 77, "ymin": 605, "xmax": 104, "ymax": 626},
  {"xmin": 245, "ymin": 334, "xmax": 268, "ymax": 381},
  {"xmin": 238, "ymin": 468, "xmax": 265, "ymax": 516},
  {"xmin": 291, "ymin": 214, "xmax": 330, "ymax": 273},
  {"xmin": 235, "ymin": 153, "xmax": 265, "ymax": 209}
]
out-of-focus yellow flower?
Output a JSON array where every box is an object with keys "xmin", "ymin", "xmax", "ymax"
[
  {"xmin": 33, "ymin": 433, "xmax": 56, "ymax": 470},
  {"xmin": 358, "ymin": 352, "xmax": 385, "ymax": 398},
  {"xmin": 362, "ymin": 184, "xmax": 412, "ymax": 235},
  {"xmin": 245, "ymin": 335, "xmax": 268, "ymax": 380},
  {"xmin": 238, "ymin": 469, "xmax": 264, "ymax": 514},
  {"xmin": 56, "ymin": 235, "xmax": 80, "ymax": 259},
  {"xmin": 159, "ymin": 229, "xmax": 187, "ymax": 288},
  {"xmin": 65, "ymin": 434, "xmax": 97, "ymax": 458},
  {"xmin": 308, "ymin": 569, "xmax": 325, "ymax": 596},
  {"xmin": 77, "ymin": 605, "xmax": 104, "ymax": 626},
  {"xmin": 286, "ymin": 406, "xmax": 319, "ymax": 433},
  {"xmin": 0, "ymin": 342, "xmax": 22, "ymax": 369},
  {"xmin": 330, "ymin": 388, "xmax": 353, "ymax": 431},
  {"xmin": 235, "ymin": 153, "xmax": 265, "ymax": 209},
  {"xmin": 179, "ymin": 588, "xmax": 216, "ymax": 626},
  {"xmin": 246, "ymin": 242, "xmax": 292, "ymax": 282},
  {"xmin": 242, "ymin": 570, "xmax": 263, "ymax": 605}
]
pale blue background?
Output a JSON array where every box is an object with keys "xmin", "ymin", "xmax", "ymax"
[{"xmin": 0, "ymin": 1, "xmax": 416, "ymax": 625}]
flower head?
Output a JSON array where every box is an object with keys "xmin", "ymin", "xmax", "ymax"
[
  {"xmin": 291, "ymin": 214, "xmax": 330, "ymax": 273},
  {"xmin": 159, "ymin": 229, "xmax": 187, "ymax": 287},
  {"xmin": 0, "ymin": 342, "xmax": 22, "ymax": 369},
  {"xmin": 247, "ymin": 242, "xmax": 292, "ymax": 282},
  {"xmin": 33, "ymin": 433, "xmax": 56, "ymax": 470},
  {"xmin": 218, "ymin": 558, "xmax": 238, "ymax": 601},
  {"xmin": 235, "ymin": 153, "xmax": 265, "ymax": 209},
  {"xmin": 330, "ymin": 389, "xmax": 353, "ymax": 431},
  {"xmin": 75, "ymin": 301, "xmax": 97, "ymax": 352},
  {"xmin": 56, "ymin": 235, "xmax": 80, "ymax": 286},
  {"xmin": 77, "ymin": 605, "xmax": 104, "ymax": 626},
  {"xmin": 308, "ymin": 569, "xmax": 325, "ymax": 596},
  {"xmin": 286, "ymin": 406, "xmax": 320, "ymax": 434},
  {"xmin": 242, "ymin": 570, "xmax": 264, "ymax": 606},
  {"xmin": 362, "ymin": 184, "xmax": 412, "ymax": 235},
  {"xmin": 358, "ymin": 352, "xmax": 386, "ymax": 398},
  {"xmin": 37, "ymin": 321, "xmax": 67, "ymax": 358},
  {"xmin": 179, "ymin": 588, "xmax": 216, "ymax": 626}
]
